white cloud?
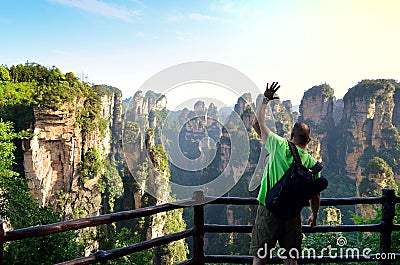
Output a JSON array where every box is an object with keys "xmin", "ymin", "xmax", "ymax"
[{"xmin": 49, "ymin": 0, "xmax": 141, "ymax": 22}]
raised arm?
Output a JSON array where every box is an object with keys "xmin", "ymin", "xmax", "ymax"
[
  {"xmin": 255, "ymin": 82, "xmax": 280, "ymax": 145},
  {"xmin": 255, "ymin": 99, "xmax": 270, "ymax": 145},
  {"xmin": 252, "ymin": 119, "xmax": 261, "ymax": 137}
]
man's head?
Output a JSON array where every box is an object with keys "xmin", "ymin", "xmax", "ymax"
[{"xmin": 290, "ymin": 122, "xmax": 311, "ymax": 146}]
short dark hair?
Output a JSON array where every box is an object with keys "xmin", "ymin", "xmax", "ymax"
[{"xmin": 291, "ymin": 122, "xmax": 310, "ymax": 145}]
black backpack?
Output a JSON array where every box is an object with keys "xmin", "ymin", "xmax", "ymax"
[{"xmin": 265, "ymin": 141, "xmax": 328, "ymax": 219}]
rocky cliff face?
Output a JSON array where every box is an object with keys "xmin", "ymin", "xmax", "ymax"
[
  {"xmin": 117, "ymin": 90, "xmax": 166, "ymax": 215},
  {"xmin": 130, "ymin": 90, "xmax": 167, "ymax": 125},
  {"xmin": 23, "ymin": 97, "xmax": 84, "ymax": 208},
  {"xmin": 120, "ymin": 93, "xmax": 167, "ymax": 209},
  {"xmin": 394, "ymin": 88, "xmax": 400, "ymax": 132},
  {"xmin": 268, "ymin": 97, "xmax": 294, "ymax": 139},
  {"xmin": 338, "ymin": 80, "xmax": 399, "ymax": 200},
  {"xmin": 299, "ymin": 84, "xmax": 336, "ymax": 165},
  {"xmin": 300, "ymin": 84, "xmax": 335, "ymax": 125},
  {"xmin": 339, "ymin": 81, "xmax": 394, "ymax": 175},
  {"xmin": 172, "ymin": 100, "xmax": 222, "ymax": 179},
  {"xmin": 23, "ymin": 92, "xmax": 122, "ymax": 219},
  {"xmin": 333, "ymin": 99, "xmax": 344, "ymax": 126},
  {"xmin": 119, "ymin": 91, "xmax": 187, "ymax": 264},
  {"xmin": 22, "ymin": 89, "xmax": 122, "ymax": 253}
]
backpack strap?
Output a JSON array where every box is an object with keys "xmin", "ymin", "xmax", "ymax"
[
  {"xmin": 288, "ymin": 141, "xmax": 302, "ymax": 164},
  {"xmin": 311, "ymin": 161, "xmax": 323, "ymax": 174},
  {"xmin": 288, "ymin": 140, "xmax": 323, "ymax": 174}
]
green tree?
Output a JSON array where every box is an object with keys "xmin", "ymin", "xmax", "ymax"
[
  {"xmin": 4, "ymin": 207, "xmax": 84, "ymax": 265},
  {"xmin": 100, "ymin": 227, "xmax": 153, "ymax": 265},
  {"xmin": 78, "ymin": 147, "xmax": 103, "ymax": 184},
  {"xmin": 361, "ymin": 157, "xmax": 398, "ymax": 197},
  {"xmin": 98, "ymin": 158, "xmax": 124, "ymax": 212},
  {"xmin": 0, "ymin": 65, "xmax": 10, "ymax": 81},
  {"xmin": 0, "ymin": 120, "xmax": 31, "ymax": 225},
  {"xmin": 155, "ymin": 208, "xmax": 189, "ymax": 264}
]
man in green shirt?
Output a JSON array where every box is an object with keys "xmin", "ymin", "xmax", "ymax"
[{"xmin": 250, "ymin": 82, "xmax": 321, "ymax": 265}]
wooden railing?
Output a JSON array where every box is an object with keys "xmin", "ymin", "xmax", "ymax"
[{"xmin": 1, "ymin": 188, "xmax": 399, "ymax": 264}]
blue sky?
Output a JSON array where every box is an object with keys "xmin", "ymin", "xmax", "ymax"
[{"xmin": 1, "ymin": 0, "xmax": 400, "ymax": 107}]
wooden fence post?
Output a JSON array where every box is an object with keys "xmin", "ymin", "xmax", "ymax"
[
  {"xmin": 0, "ymin": 220, "xmax": 4, "ymax": 265},
  {"xmin": 379, "ymin": 188, "xmax": 395, "ymax": 265},
  {"xmin": 192, "ymin": 191, "xmax": 205, "ymax": 265}
]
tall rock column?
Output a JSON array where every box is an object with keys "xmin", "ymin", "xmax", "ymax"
[
  {"xmin": 338, "ymin": 80, "xmax": 399, "ymax": 217},
  {"xmin": 339, "ymin": 80, "xmax": 396, "ymax": 178},
  {"xmin": 23, "ymin": 88, "xmax": 123, "ymax": 254},
  {"xmin": 23, "ymin": 97, "xmax": 84, "ymax": 208},
  {"xmin": 299, "ymin": 84, "xmax": 335, "ymax": 165}
]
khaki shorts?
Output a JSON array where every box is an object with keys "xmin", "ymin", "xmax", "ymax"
[{"xmin": 249, "ymin": 204, "xmax": 302, "ymax": 259}]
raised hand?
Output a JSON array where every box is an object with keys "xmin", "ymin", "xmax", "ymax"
[{"xmin": 264, "ymin": 82, "xmax": 280, "ymax": 100}]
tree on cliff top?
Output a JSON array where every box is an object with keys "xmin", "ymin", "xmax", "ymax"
[
  {"xmin": 303, "ymin": 83, "xmax": 334, "ymax": 98},
  {"xmin": 344, "ymin": 79, "xmax": 398, "ymax": 103}
]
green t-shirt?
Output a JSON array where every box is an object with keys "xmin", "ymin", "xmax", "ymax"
[{"xmin": 257, "ymin": 131, "xmax": 320, "ymax": 205}]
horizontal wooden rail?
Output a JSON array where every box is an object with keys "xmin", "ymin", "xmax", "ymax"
[
  {"xmin": 4, "ymin": 201, "xmax": 190, "ymax": 242},
  {"xmin": 204, "ymin": 223, "xmax": 394, "ymax": 234},
  {"xmin": 205, "ymin": 224, "xmax": 252, "ymax": 234},
  {"xmin": 209, "ymin": 196, "xmax": 385, "ymax": 206},
  {"xmin": 319, "ymin": 197, "xmax": 384, "ymax": 206},
  {"xmin": 56, "ymin": 228, "xmax": 195, "ymax": 265},
  {"xmin": 303, "ymin": 224, "xmax": 384, "ymax": 233},
  {"xmin": 211, "ymin": 197, "xmax": 258, "ymax": 205}
]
